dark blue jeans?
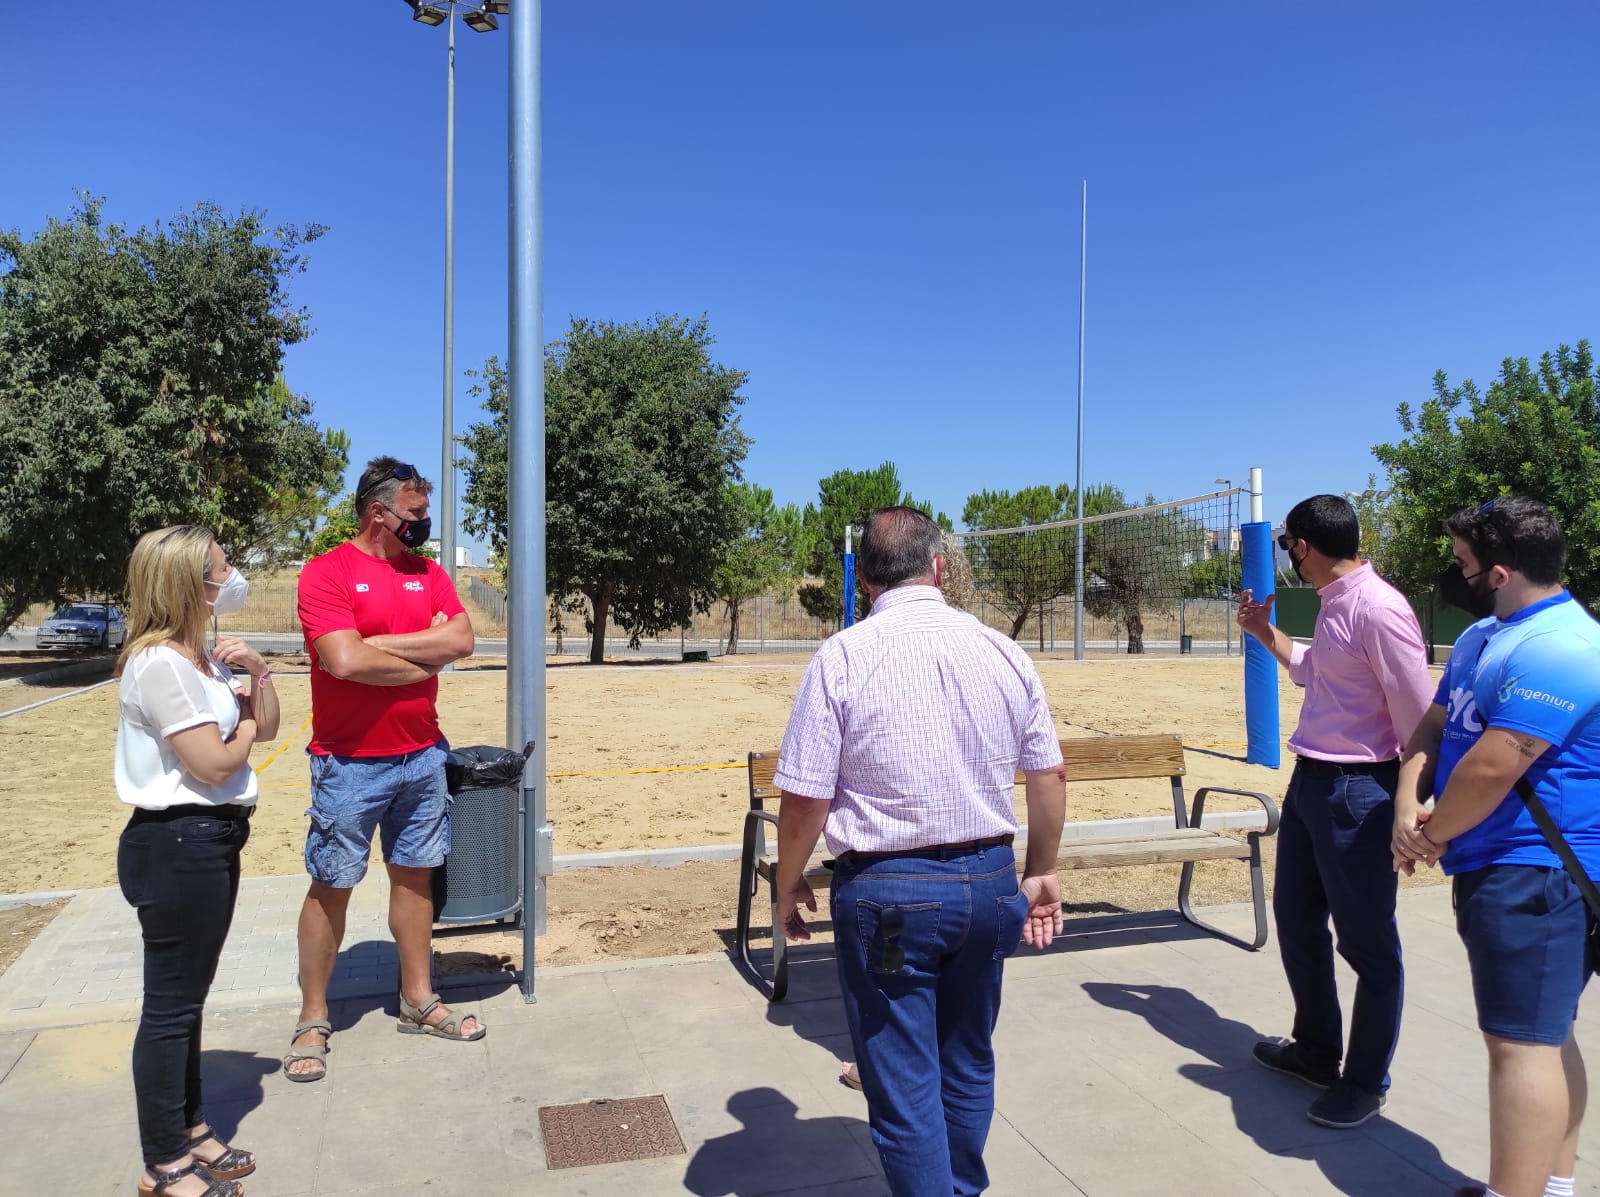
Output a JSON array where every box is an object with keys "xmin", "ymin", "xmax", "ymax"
[
  {"xmin": 1273, "ymin": 759, "xmax": 1403, "ymax": 1094},
  {"xmin": 118, "ymin": 806, "xmax": 248, "ymax": 1167},
  {"xmin": 831, "ymin": 843, "xmax": 1028, "ymax": 1197}
]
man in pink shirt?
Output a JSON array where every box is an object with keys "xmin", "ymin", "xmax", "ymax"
[
  {"xmin": 1237, "ymin": 494, "xmax": 1434, "ymax": 1130},
  {"xmin": 773, "ymin": 506, "xmax": 1067, "ymax": 1197}
]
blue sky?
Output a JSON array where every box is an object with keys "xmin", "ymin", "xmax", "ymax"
[{"xmin": 6, "ymin": 2, "xmax": 1598, "ymax": 552}]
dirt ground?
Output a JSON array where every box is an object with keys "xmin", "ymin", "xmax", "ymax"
[
  {"xmin": 0, "ymin": 901, "xmax": 68, "ymax": 974},
  {"xmin": 0, "ymin": 653, "xmax": 1450, "ymax": 969}
]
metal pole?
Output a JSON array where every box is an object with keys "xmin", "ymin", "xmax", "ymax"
[
  {"xmin": 440, "ymin": 10, "xmax": 458, "ymax": 592},
  {"xmin": 508, "ymin": 0, "xmax": 546, "ymax": 1002},
  {"xmin": 1072, "ymin": 180, "xmax": 1087, "ymax": 661},
  {"xmin": 843, "ymin": 525, "xmax": 856, "ymax": 629}
]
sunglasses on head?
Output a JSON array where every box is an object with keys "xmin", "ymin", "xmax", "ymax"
[
  {"xmin": 1471, "ymin": 498, "xmax": 1518, "ymax": 555},
  {"xmin": 357, "ymin": 463, "xmax": 419, "ymax": 506}
]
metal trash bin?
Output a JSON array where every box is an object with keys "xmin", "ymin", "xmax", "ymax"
[
  {"xmin": 1180, "ymin": 634, "xmax": 1194, "ymax": 654},
  {"xmin": 433, "ymin": 741, "xmax": 534, "ymax": 925}
]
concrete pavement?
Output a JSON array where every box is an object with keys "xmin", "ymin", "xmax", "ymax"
[{"xmin": 0, "ymin": 884, "xmax": 1596, "ymax": 1195}]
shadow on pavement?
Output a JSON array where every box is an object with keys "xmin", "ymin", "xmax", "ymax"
[
  {"xmin": 683, "ymin": 1087, "xmax": 874, "ymax": 1197},
  {"xmin": 201, "ymin": 1049, "xmax": 280, "ymax": 1138},
  {"xmin": 1081, "ymin": 981, "xmax": 1474, "ymax": 1196}
]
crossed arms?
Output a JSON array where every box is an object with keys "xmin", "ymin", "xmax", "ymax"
[{"xmin": 313, "ymin": 612, "xmax": 475, "ymax": 686}]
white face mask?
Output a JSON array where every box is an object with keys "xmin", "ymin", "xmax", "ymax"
[{"xmin": 207, "ymin": 567, "xmax": 249, "ymax": 616}]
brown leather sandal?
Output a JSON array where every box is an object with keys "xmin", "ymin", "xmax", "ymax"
[
  {"xmin": 188, "ymin": 1127, "xmax": 256, "ymax": 1181},
  {"xmin": 137, "ymin": 1159, "xmax": 242, "ymax": 1197}
]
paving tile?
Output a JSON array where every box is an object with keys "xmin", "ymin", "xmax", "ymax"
[{"xmin": 4, "ymin": 884, "xmax": 1600, "ymax": 1194}]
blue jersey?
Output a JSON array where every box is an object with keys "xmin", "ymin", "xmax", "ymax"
[{"xmin": 1433, "ymin": 592, "xmax": 1600, "ymax": 877}]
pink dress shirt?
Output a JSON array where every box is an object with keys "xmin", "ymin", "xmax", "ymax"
[
  {"xmin": 774, "ymin": 585, "xmax": 1063, "ymax": 856},
  {"xmin": 1286, "ymin": 563, "xmax": 1434, "ymax": 763}
]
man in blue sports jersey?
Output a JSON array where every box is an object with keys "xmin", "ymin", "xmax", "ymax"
[{"xmin": 1393, "ymin": 497, "xmax": 1600, "ymax": 1197}]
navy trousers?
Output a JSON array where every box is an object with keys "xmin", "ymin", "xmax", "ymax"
[{"xmin": 1273, "ymin": 758, "xmax": 1404, "ymax": 1094}]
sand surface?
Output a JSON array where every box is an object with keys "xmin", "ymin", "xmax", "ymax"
[
  {"xmin": 1, "ymin": 653, "xmax": 1315, "ymax": 894},
  {"xmin": 1, "ymin": 651, "xmax": 1458, "ymax": 967}
]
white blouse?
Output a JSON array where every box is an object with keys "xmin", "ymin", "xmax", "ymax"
[{"xmin": 114, "ymin": 645, "xmax": 259, "ymax": 810}]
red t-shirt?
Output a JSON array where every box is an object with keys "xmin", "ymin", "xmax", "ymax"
[{"xmin": 297, "ymin": 541, "xmax": 466, "ymax": 757}]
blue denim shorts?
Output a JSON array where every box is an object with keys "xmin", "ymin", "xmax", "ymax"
[
  {"xmin": 1454, "ymin": 863, "xmax": 1594, "ymax": 1045},
  {"xmin": 305, "ymin": 741, "xmax": 450, "ymax": 887}
]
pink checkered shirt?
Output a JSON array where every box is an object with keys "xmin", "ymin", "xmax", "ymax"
[{"xmin": 774, "ymin": 585, "xmax": 1063, "ymax": 855}]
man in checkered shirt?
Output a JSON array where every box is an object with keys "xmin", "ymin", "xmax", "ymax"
[{"xmin": 774, "ymin": 505, "xmax": 1067, "ymax": 1197}]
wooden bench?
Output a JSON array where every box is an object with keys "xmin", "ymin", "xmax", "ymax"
[{"xmin": 734, "ymin": 733, "xmax": 1280, "ymax": 1001}]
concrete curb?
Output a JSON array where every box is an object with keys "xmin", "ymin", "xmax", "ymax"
[
  {"xmin": 0, "ymin": 890, "xmax": 79, "ymax": 913},
  {"xmin": 547, "ymin": 809, "xmax": 1274, "ymax": 872},
  {"xmin": 15, "ymin": 657, "xmax": 115, "ymax": 687}
]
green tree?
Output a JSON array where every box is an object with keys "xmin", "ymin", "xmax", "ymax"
[
  {"xmin": 713, "ymin": 483, "xmax": 800, "ymax": 654},
  {"xmin": 459, "ymin": 315, "xmax": 750, "ymax": 663},
  {"xmin": 306, "ymin": 493, "xmax": 361, "ymax": 560},
  {"xmin": 1084, "ymin": 489, "xmax": 1199, "ymax": 654},
  {"xmin": 0, "ymin": 198, "xmax": 344, "ymax": 632},
  {"xmin": 1346, "ymin": 473, "xmax": 1399, "ymax": 581},
  {"xmin": 961, "ymin": 484, "xmax": 1077, "ymax": 640},
  {"xmin": 796, "ymin": 462, "xmax": 942, "ymax": 625},
  {"xmin": 1372, "ymin": 341, "xmax": 1600, "ymax": 604}
]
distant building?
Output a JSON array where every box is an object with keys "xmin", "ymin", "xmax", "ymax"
[{"xmin": 424, "ymin": 541, "xmax": 474, "ymax": 569}]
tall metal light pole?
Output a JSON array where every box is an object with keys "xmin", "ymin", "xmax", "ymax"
[
  {"xmin": 507, "ymin": 0, "xmax": 546, "ymax": 1003},
  {"xmin": 1072, "ymin": 181, "xmax": 1087, "ymax": 661},
  {"xmin": 404, "ymin": 0, "xmax": 502, "ymax": 584}
]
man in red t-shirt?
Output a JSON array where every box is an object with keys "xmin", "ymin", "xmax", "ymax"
[{"xmin": 282, "ymin": 457, "xmax": 481, "ymax": 1082}]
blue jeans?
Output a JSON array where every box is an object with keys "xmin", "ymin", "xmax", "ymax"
[
  {"xmin": 1274, "ymin": 759, "xmax": 1404, "ymax": 1094},
  {"xmin": 831, "ymin": 843, "xmax": 1028, "ymax": 1197},
  {"xmin": 304, "ymin": 741, "xmax": 450, "ymax": 887}
]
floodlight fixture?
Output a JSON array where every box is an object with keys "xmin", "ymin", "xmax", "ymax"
[
  {"xmin": 483, "ymin": 0, "xmax": 511, "ymax": 13},
  {"xmin": 409, "ymin": 1, "xmax": 448, "ymax": 26},
  {"xmin": 462, "ymin": 5, "xmax": 499, "ymax": 32}
]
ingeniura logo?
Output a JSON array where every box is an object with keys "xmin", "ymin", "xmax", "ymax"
[{"xmin": 1498, "ymin": 675, "xmax": 1577, "ymax": 713}]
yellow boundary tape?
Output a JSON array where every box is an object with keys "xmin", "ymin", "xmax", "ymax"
[
  {"xmin": 253, "ymin": 730, "xmax": 1296, "ymax": 782},
  {"xmin": 254, "ymin": 712, "xmax": 314, "ymax": 775},
  {"xmin": 550, "ymin": 761, "xmax": 747, "ymax": 779}
]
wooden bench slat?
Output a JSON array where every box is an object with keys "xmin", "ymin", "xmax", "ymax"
[
  {"xmin": 751, "ymin": 733, "xmax": 1187, "ymax": 803},
  {"xmin": 1059, "ymin": 833, "xmax": 1249, "ymax": 869},
  {"xmin": 1052, "ymin": 733, "xmax": 1186, "ymax": 781}
]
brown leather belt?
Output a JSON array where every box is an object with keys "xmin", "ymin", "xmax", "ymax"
[{"xmin": 835, "ymin": 833, "xmax": 1015, "ymax": 868}]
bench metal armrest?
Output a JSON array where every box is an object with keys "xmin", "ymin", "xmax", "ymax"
[{"xmin": 1190, "ymin": 786, "xmax": 1281, "ymax": 837}]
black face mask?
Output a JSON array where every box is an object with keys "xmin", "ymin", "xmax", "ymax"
[
  {"xmin": 382, "ymin": 505, "xmax": 432, "ymax": 551},
  {"xmin": 1287, "ymin": 544, "xmax": 1307, "ymax": 583},
  {"xmin": 1438, "ymin": 562, "xmax": 1496, "ymax": 619}
]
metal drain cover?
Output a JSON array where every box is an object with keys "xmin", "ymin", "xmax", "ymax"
[{"xmin": 539, "ymin": 1094, "xmax": 686, "ymax": 1169}]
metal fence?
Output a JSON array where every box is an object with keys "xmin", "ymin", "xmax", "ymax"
[{"xmin": 461, "ymin": 579, "xmax": 1245, "ymax": 658}]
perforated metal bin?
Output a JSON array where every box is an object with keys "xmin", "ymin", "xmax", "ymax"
[{"xmin": 433, "ymin": 742, "xmax": 533, "ymax": 925}]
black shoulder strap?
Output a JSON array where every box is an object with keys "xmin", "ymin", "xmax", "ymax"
[{"xmin": 1515, "ymin": 777, "xmax": 1600, "ymax": 920}]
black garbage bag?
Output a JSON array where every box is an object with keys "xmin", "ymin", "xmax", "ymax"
[
  {"xmin": 433, "ymin": 740, "xmax": 535, "ymax": 922},
  {"xmin": 444, "ymin": 741, "xmax": 535, "ymax": 795}
]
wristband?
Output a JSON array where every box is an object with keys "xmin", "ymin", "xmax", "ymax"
[{"xmin": 254, "ymin": 672, "xmax": 273, "ymax": 685}]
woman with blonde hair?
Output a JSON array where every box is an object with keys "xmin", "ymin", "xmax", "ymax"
[{"xmin": 115, "ymin": 526, "xmax": 280, "ymax": 1197}]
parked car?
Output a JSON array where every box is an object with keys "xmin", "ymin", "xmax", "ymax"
[{"xmin": 35, "ymin": 602, "xmax": 126, "ymax": 651}]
